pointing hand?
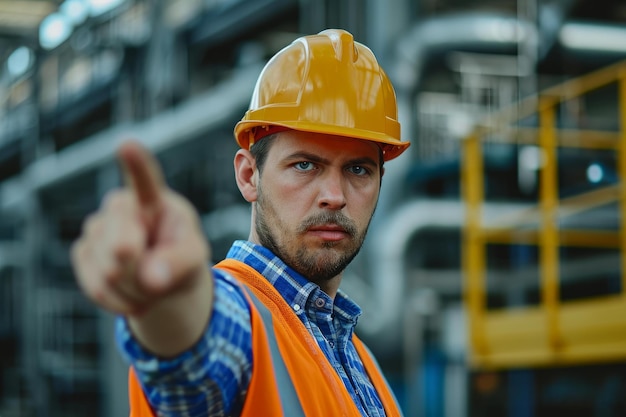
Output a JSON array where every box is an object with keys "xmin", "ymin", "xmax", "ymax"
[{"xmin": 71, "ymin": 141, "xmax": 211, "ymax": 317}]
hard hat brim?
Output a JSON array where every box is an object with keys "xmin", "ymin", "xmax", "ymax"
[{"xmin": 234, "ymin": 120, "xmax": 410, "ymax": 162}]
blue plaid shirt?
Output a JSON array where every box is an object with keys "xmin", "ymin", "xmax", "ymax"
[{"xmin": 117, "ymin": 240, "xmax": 387, "ymax": 416}]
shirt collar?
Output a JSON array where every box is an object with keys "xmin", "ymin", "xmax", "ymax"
[{"xmin": 225, "ymin": 240, "xmax": 362, "ymax": 325}]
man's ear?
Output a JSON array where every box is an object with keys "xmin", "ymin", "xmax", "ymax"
[{"xmin": 234, "ymin": 149, "xmax": 258, "ymax": 202}]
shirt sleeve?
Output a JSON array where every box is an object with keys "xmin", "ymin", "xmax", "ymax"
[{"xmin": 115, "ymin": 268, "xmax": 253, "ymax": 417}]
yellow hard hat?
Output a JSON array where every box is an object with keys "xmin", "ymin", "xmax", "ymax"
[{"xmin": 234, "ymin": 29, "xmax": 410, "ymax": 161}]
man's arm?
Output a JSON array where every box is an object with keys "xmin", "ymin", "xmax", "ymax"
[{"xmin": 71, "ymin": 141, "xmax": 213, "ymax": 357}]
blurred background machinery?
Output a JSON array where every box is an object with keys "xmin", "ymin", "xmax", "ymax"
[{"xmin": 0, "ymin": 0, "xmax": 625, "ymax": 416}]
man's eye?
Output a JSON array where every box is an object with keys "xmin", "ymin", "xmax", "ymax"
[
  {"xmin": 295, "ymin": 161, "xmax": 314, "ymax": 171},
  {"xmin": 349, "ymin": 166, "xmax": 369, "ymax": 176}
]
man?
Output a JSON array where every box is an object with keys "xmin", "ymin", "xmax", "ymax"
[{"xmin": 71, "ymin": 29, "xmax": 410, "ymax": 416}]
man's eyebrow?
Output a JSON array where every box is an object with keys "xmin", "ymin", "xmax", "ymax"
[
  {"xmin": 348, "ymin": 157, "xmax": 379, "ymax": 167},
  {"xmin": 283, "ymin": 152, "xmax": 329, "ymax": 164}
]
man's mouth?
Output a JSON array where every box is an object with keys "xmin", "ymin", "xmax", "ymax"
[{"xmin": 306, "ymin": 224, "xmax": 349, "ymax": 241}]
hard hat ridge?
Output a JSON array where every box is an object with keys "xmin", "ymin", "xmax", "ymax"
[{"xmin": 321, "ymin": 28, "xmax": 359, "ymax": 63}]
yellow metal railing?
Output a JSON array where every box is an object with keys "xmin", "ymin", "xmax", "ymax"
[{"xmin": 462, "ymin": 60, "xmax": 626, "ymax": 368}]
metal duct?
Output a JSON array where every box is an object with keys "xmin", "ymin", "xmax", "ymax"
[{"xmin": 391, "ymin": 11, "xmax": 536, "ymax": 93}]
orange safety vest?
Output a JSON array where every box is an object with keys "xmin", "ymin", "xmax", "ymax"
[{"xmin": 128, "ymin": 259, "xmax": 403, "ymax": 416}]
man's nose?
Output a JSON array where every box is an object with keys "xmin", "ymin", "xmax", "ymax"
[{"xmin": 317, "ymin": 170, "xmax": 347, "ymax": 210}]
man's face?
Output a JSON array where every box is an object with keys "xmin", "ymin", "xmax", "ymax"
[{"xmin": 251, "ymin": 131, "xmax": 382, "ymax": 283}]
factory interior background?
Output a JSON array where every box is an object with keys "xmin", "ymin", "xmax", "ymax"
[{"xmin": 1, "ymin": 0, "xmax": 626, "ymax": 416}]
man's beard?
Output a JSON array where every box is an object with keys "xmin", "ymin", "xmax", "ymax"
[{"xmin": 254, "ymin": 186, "xmax": 372, "ymax": 282}]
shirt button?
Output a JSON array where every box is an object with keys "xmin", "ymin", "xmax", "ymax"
[
  {"xmin": 293, "ymin": 304, "xmax": 301, "ymax": 312},
  {"xmin": 315, "ymin": 298, "xmax": 326, "ymax": 308}
]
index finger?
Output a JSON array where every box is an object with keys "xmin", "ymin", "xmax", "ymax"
[{"xmin": 117, "ymin": 140, "xmax": 165, "ymax": 211}]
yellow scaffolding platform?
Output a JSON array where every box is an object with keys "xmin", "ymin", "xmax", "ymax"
[{"xmin": 462, "ymin": 60, "xmax": 626, "ymax": 369}]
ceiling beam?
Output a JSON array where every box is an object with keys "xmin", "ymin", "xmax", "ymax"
[
  {"xmin": 0, "ymin": 1, "xmax": 56, "ymax": 38},
  {"xmin": 0, "ymin": 1, "xmax": 56, "ymax": 14}
]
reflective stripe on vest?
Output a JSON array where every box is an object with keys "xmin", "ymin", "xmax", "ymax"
[{"xmin": 243, "ymin": 287, "xmax": 306, "ymax": 417}]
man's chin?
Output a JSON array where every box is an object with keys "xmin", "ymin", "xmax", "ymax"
[{"xmin": 300, "ymin": 250, "xmax": 354, "ymax": 275}]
